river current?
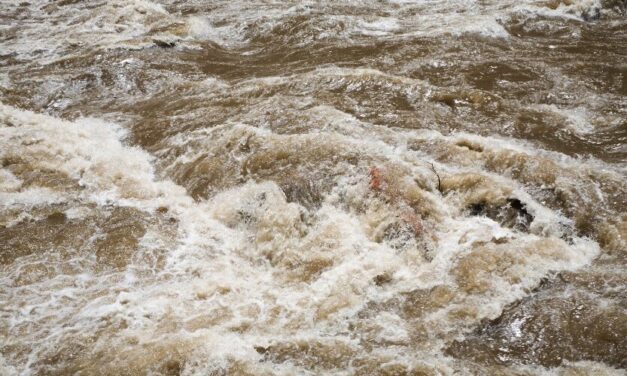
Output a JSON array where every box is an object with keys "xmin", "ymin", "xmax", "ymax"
[{"xmin": 0, "ymin": 1, "xmax": 626, "ymax": 375}]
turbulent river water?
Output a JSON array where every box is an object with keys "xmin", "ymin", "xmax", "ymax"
[{"xmin": 1, "ymin": 1, "xmax": 626, "ymax": 375}]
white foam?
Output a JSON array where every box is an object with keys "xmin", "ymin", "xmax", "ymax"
[
  {"xmin": 357, "ymin": 18, "xmax": 401, "ymax": 36},
  {"xmin": 0, "ymin": 103, "xmax": 191, "ymax": 211},
  {"xmin": 530, "ymin": 104, "xmax": 596, "ymax": 134},
  {"xmin": 0, "ymin": 0, "xmax": 174, "ymax": 63}
]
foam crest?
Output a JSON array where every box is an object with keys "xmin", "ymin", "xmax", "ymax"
[{"xmin": 0, "ymin": 103, "xmax": 189, "ymax": 212}]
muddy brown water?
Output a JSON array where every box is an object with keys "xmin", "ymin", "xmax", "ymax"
[{"xmin": 0, "ymin": 1, "xmax": 626, "ymax": 375}]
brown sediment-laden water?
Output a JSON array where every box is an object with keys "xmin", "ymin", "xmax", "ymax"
[{"xmin": 0, "ymin": 0, "xmax": 626, "ymax": 375}]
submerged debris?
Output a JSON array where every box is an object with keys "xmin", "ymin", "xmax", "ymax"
[
  {"xmin": 468, "ymin": 198, "xmax": 534, "ymax": 232},
  {"xmin": 153, "ymin": 39, "xmax": 176, "ymax": 48}
]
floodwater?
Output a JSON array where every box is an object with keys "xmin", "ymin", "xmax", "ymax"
[{"xmin": 0, "ymin": 0, "xmax": 626, "ymax": 375}]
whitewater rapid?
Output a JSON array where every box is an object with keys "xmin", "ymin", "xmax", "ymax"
[{"xmin": 1, "ymin": 0, "xmax": 625, "ymax": 375}]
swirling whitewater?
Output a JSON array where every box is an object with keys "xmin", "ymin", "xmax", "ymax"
[{"xmin": 0, "ymin": 0, "xmax": 625, "ymax": 375}]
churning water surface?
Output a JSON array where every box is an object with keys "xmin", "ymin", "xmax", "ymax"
[{"xmin": 0, "ymin": 0, "xmax": 626, "ymax": 375}]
